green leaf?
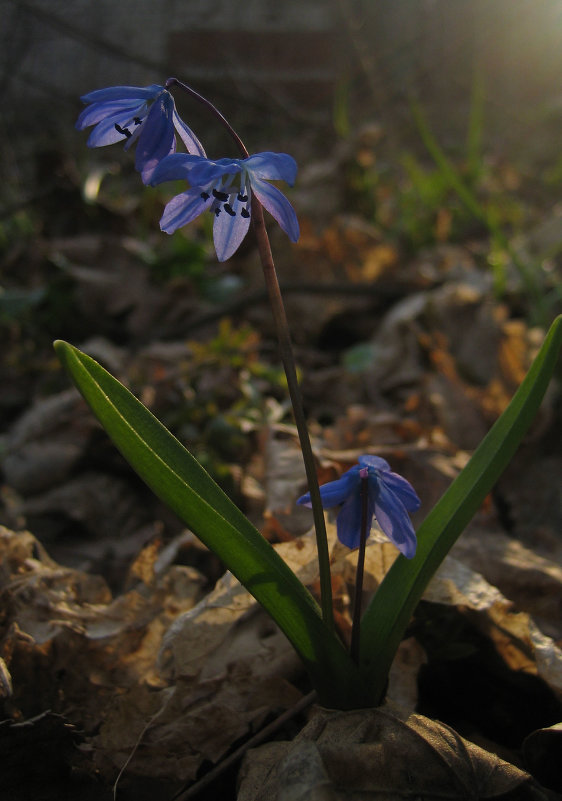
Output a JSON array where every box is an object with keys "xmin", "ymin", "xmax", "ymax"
[
  {"xmin": 359, "ymin": 314, "xmax": 562, "ymax": 706},
  {"xmin": 54, "ymin": 340, "xmax": 365, "ymax": 707}
]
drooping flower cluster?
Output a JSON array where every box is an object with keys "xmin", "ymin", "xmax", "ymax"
[
  {"xmin": 150, "ymin": 152, "xmax": 299, "ymax": 261},
  {"xmin": 75, "ymin": 85, "xmax": 205, "ymax": 183},
  {"xmin": 76, "ymin": 83, "xmax": 299, "ymax": 258},
  {"xmin": 298, "ymin": 455, "xmax": 421, "ymax": 558}
]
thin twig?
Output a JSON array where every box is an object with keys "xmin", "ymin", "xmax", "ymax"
[
  {"xmin": 113, "ymin": 709, "xmax": 165, "ymax": 800},
  {"xmin": 170, "ymin": 691, "xmax": 317, "ymax": 801}
]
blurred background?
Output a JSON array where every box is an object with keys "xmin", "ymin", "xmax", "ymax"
[
  {"xmin": 1, "ymin": 0, "xmax": 561, "ymax": 575},
  {"xmin": 4, "ymin": 0, "xmax": 562, "ymax": 181}
]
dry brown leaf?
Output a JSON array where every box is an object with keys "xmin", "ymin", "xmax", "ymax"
[
  {"xmin": 261, "ymin": 428, "xmax": 311, "ymax": 538},
  {"xmin": 0, "ymin": 526, "xmax": 205, "ymax": 730},
  {"xmin": 361, "ymin": 243, "xmax": 399, "ymax": 280},
  {"xmin": 237, "ymin": 705, "xmax": 545, "ymax": 801},
  {"xmin": 523, "ymin": 723, "xmax": 562, "ymax": 793},
  {"xmin": 425, "ymin": 553, "xmax": 562, "ymax": 699},
  {"xmin": 94, "ymin": 570, "xmax": 303, "ymax": 784},
  {"xmin": 1, "ymin": 389, "xmax": 94, "ymax": 495},
  {"xmin": 325, "ymin": 518, "xmax": 562, "ymax": 703},
  {"xmin": 496, "ymin": 452, "xmax": 562, "ymax": 566},
  {"xmin": 20, "ymin": 471, "xmax": 143, "ymax": 541},
  {"xmin": 452, "ymin": 523, "xmax": 562, "ymax": 640}
]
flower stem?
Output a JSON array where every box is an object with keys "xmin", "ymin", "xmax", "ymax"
[
  {"xmin": 250, "ymin": 199, "xmax": 334, "ymax": 631},
  {"xmin": 167, "ymin": 77, "xmax": 335, "ymax": 632},
  {"xmin": 350, "ymin": 472, "xmax": 369, "ymax": 663},
  {"xmin": 165, "ymin": 77, "xmax": 249, "ymax": 158}
]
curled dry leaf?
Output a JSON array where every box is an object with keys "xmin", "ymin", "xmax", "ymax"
[
  {"xmin": 237, "ymin": 705, "xmax": 546, "ymax": 801},
  {"xmin": 452, "ymin": 522, "xmax": 562, "ymax": 641},
  {"xmin": 93, "ymin": 529, "xmax": 351, "ymax": 785},
  {"xmin": 93, "ymin": 520, "xmax": 561, "ymax": 786},
  {"xmin": 0, "ymin": 526, "xmax": 205, "ymax": 740},
  {"xmin": 95, "ymin": 570, "xmax": 304, "ymax": 784},
  {"xmin": 425, "ymin": 552, "xmax": 562, "ymax": 700},
  {"xmin": 523, "ymin": 723, "xmax": 562, "ymax": 793},
  {"xmin": 1, "ymin": 389, "xmax": 94, "ymax": 495}
]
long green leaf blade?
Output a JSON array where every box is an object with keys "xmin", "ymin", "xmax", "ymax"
[
  {"xmin": 54, "ymin": 340, "xmax": 364, "ymax": 706},
  {"xmin": 360, "ymin": 314, "xmax": 562, "ymax": 705}
]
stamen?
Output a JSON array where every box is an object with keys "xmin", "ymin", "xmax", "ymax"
[
  {"xmin": 212, "ymin": 189, "xmax": 229, "ymax": 201},
  {"xmin": 115, "ymin": 123, "xmax": 132, "ymax": 139},
  {"xmin": 237, "ymin": 193, "xmax": 248, "ymax": 202},
  {"xmin": 241, "ymin": 208, "xmax": 250, "ymax": 219},
  {"xmin": 200, "ymin": 191, "xmax": 210, "ymax": 201},
  {"xmin": 133, "ymin": 117, "xmax": 142, "ymax": 125},
  {"xmin": 224, "ymin": 204, "xmax": 236, "ymax": 216},
  {"xmin": 214, "ymin": 207, "xmax": 221, "ymax": 217}
]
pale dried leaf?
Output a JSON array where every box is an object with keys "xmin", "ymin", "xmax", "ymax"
[
  {"xmin": 238, "ymin": 705, "xmax": 544, "ymax": 801},
  {"xmin": 426, "ymin": 554, "xmax": 562, "ymax": 699},
  {"xmin": 94, "ymin": 569, "xmax": 302, "ymax": 782},
  {"xmin": 0, "ymin": 526, "xmax": 205, "ymax": 735},
  {"xmin": 1, "ymin": 389, "xmax": 93, "ymax": 494},
  {"xmin": 452, "ymin": 523, "xmax": 562, "ymax": 640}
]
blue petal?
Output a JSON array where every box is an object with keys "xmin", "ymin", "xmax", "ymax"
[
  {"xmin": 213, "ymin": 192, "xmax": 252, "ymax": 261},
  {"xmin": 380, "ymin": 471, "xmax": 421, "ymax": 513},
  {"xmin": 160, "ymin": 190, "xmax": 213, "ymax": 234},
  {"xmin": 173, "ymin": 110, "xmax": 206, "ymax": 157},
  {"xmin": 135, "ymin": 92, "xmax": 175, "ymax": 183},
  {"xmin": 250, "ymin": 177, "xmax": 299, "ymax": 242},
  {"xmin": 80, "ymin": 84, "xmax": 163, "ymax": 104},
  {"xmin": 246, "ymin": 152, "xmax": 298, "ymax": 185},
  {"xmin": 359, "ymin": 454, "xmax": 391, "ymax": 472},
  {"xmin": 187, "ymin": 158, "xmax": 242, "ymax": 187},
  {"xmin": 85, "ymin": 109, "xmax": 143, "ymax": 147},
  {"xmin": 297, "ymin": 466, "xmax": 361, "ymax": 509},
  {"xmin": 373, "ymin": 482, "xmax": 417, "ymax": 559},
  {"xmin": 150, "ymin": 153, "xmax": 205, "ymax": 185},
  {"xmin": 320, "ymin": 467, "xmax": 361, "ymax": 507},
  {"xmin": 76, "ymin": 99, "xmax": 146, "ymax": 130},
  {"xmin": 335, "ymin": 492, "xmax": 375, "ymax": 549}
]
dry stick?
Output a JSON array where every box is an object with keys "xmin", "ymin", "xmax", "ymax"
[
  {"xmin": 350, "ymin": 471, "xmax": 369, "ymax": 664},
  {"xmin": 171, "ymin": 691, "xmax": 317, "ymax": 801},
  {"xmin": 166, "ymin": 77, "xmax": 334, "ymax": 631}
]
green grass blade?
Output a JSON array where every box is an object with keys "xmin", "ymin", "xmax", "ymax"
[
  {"xmin": 54, "ymin": 340, "xmax": 364, "ymax": 706},
  {"xmin": 410, "ymin": 99, "xmax": 547, "ymax": 324},
  {"xmin": 359, "ymin": 315, "xmax": 562, "ymax": 706}
]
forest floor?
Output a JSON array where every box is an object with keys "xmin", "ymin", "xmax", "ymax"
[{"xmin": 1, "ymin": 129, "xmax": 561, "ymax": 799}]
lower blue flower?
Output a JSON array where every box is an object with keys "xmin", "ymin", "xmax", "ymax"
[
  {"xmin": 75, "ymin": 84, "xmax": 205, "ymax": 183},
  {"xmin": 297, "ymin": 455, "xmax": 420, "ymax": 558},
  {"xmin": 150, "ymin": 152, "xmax": 300, "ymax": 261}
]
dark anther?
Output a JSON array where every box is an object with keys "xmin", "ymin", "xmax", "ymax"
[
  {"xmin": 241, "ymin": 208, "xmax": 250, "ymax": 219},
  {"xmin": 133, "ymin": 117, "xmax": 142, "ymax": 125},
  {"xmin": 214, "ymin": 207, "xmax": 221, "ymax": 217},
  {"xmin": 115, "ymin": 123, "xmax": 132, "ymax": 139},
  {"xmin": 200, "ymin": 191, "xmax": 210, "ymax": 201},
  {"xmin": 224, "ymin": 204, "xmax": 236, "ymax": 216},
  {"xmin": 237, "ymin": 193, "xmax": 248, "ymax": 202},
  {"xmin": 212, "ymin": 189, "xmax": 229, "ymax": 201}
]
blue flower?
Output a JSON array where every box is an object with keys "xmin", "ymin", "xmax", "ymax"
[
  {"xmin": 150, "ymin": 152, "xmax": 300, "ymax": 261},
  {"xmin": 75, "ymin": 84, "xmax": 205, "ymax": 183},
  {"xmin": 297, "ymin": 455, "xmax": 421, "ymax": 558}
]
